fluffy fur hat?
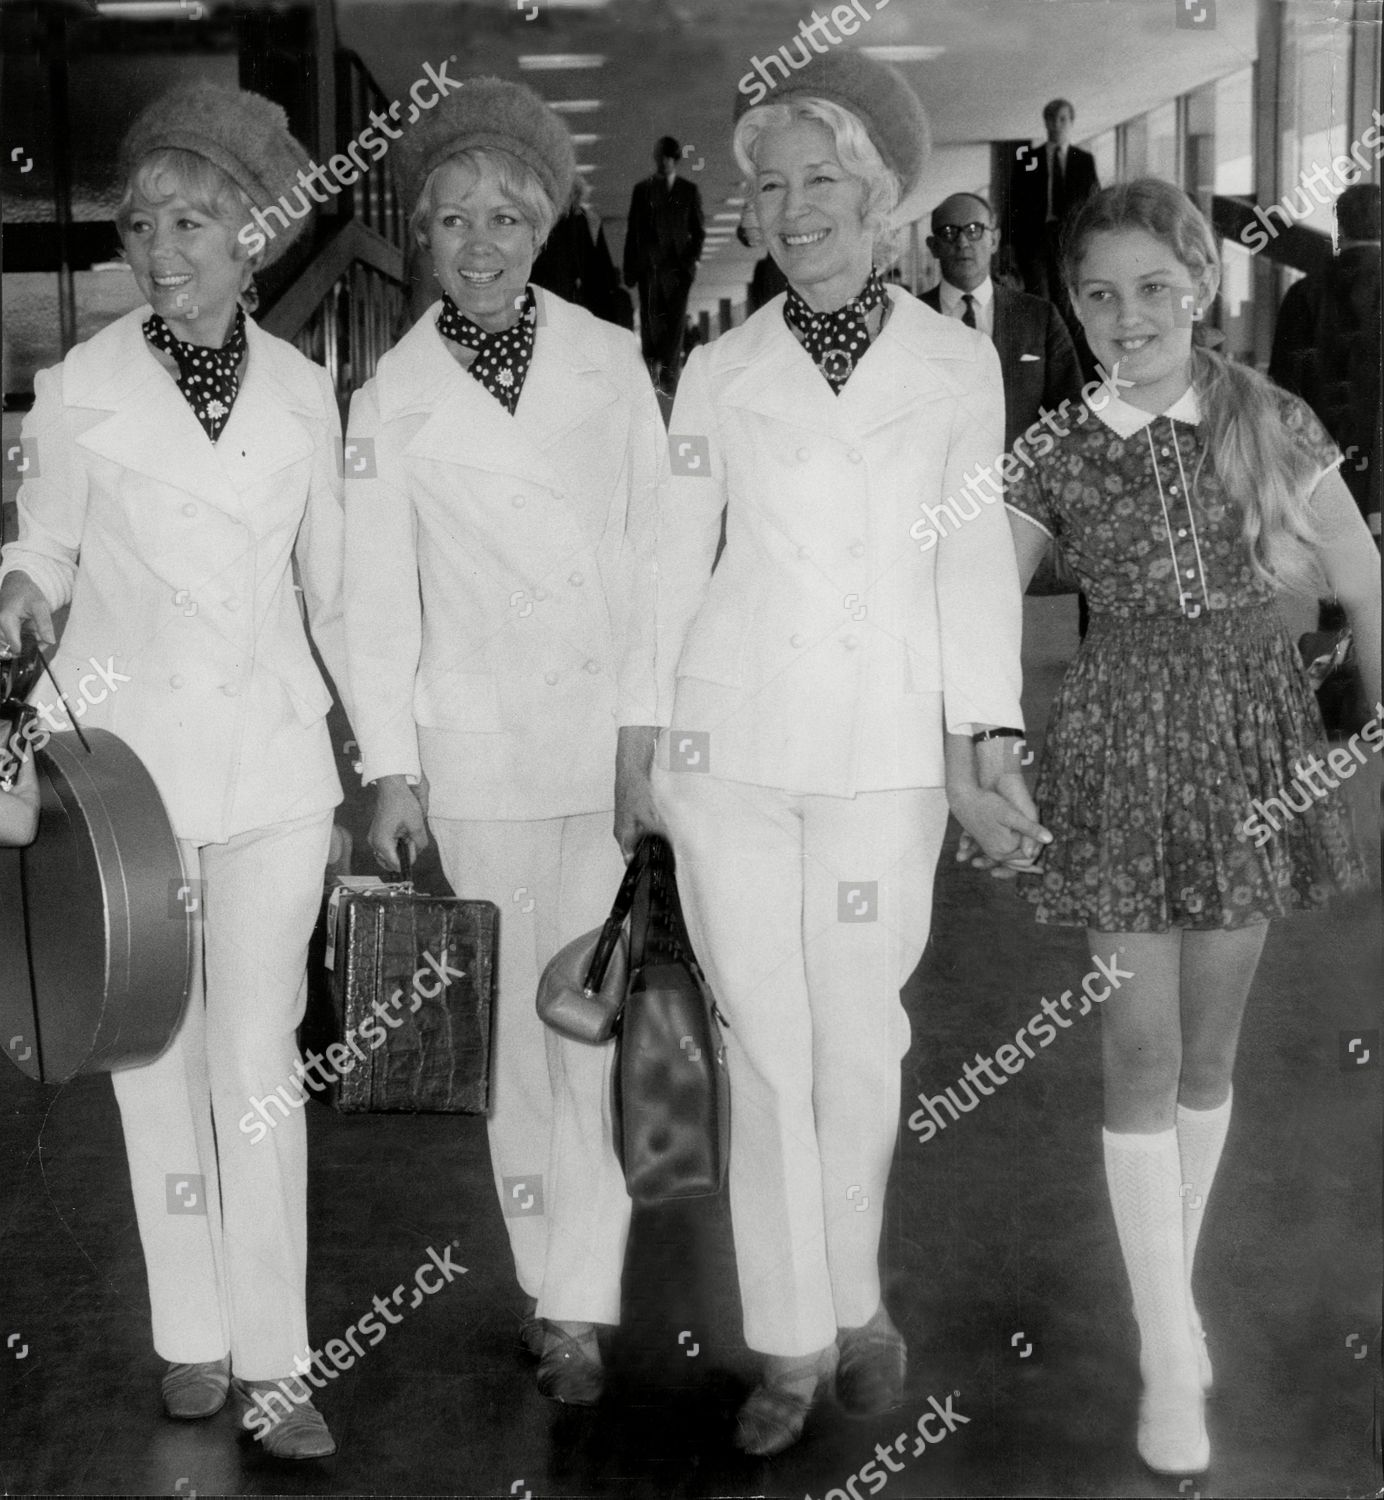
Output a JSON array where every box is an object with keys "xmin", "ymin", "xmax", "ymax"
[
  {"xmin": 119, "ymin": 83, "xmax": 313, "ymax": 265},
  {"xmin": 395, "ymin": 75, "xmax": 576, "ymax": 218},
  {"xmin": 733, "ymin": 51, "xmax": 930, "ymax": 199}
]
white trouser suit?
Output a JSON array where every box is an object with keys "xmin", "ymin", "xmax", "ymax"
[
  {"xmin": 649, "ymin": 292, "xmax": 1024, "ymax": 1356},
  {"xmin": 1, "ymin": 308, "xmax": 351, "ymax": 1377},
  {"xmin": 343, "ymin": 294, "xmax": 668, "ymax": 1323}
]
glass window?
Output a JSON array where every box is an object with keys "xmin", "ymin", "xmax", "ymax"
[
  {"xmin": 1146, "ymin": 101, "xmax": 1180, "ymax": 185},
  {"xmin": 1084, "ymin": 130, "xmax": 1116, "ymax": 187},
  {"xmin": 1278, "ymin": 3, "xmax": 1349, "ymax": 235}
]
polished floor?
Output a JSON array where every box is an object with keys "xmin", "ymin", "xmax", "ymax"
[{"xmin": 1, "ymin": 596, "xmax": 1379, "ymax": 1499}]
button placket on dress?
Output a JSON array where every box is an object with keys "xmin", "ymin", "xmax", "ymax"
[{"xmin": 1146, "ymin": 417, "xmax": 1211, "ymax": 619}]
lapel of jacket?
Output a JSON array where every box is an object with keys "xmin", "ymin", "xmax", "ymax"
[
  {"xmin": 214, "ymin": 317, "xmax": 320, "ymax": 491},
  {"xmin": 68, "ymin": 307, "xmax": 243, "ymax": 514},
  {"xmin": 835, "ymin": 287, "xmax": 975, "ymax": 438},
  {"xmin": 388, "ymin": 293, "xmax": 619, "ymax": 493}
]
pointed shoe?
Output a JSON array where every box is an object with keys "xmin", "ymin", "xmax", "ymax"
[
  {"xmin": 162, "ymin": 1355, "xmax": 231, "ymax": 1419},
  {"xmin": 835, "ymin": 1306, "xmax": 907, "ymax": 1416},
  {"xmin": 1137, "ymin": 1378, "xmax": 1209, "ymax": 1475},
  {"xmin": 735, "ymin": 1346, "xmax": 837, "ymax": 1458},
  {"xmin": 537, "ymin": 1324, "xmax": 604, "ymax": 1406},
  {"xmin": 234, "ymin": 1377, "xmax": 338, "ymax": 1460}
]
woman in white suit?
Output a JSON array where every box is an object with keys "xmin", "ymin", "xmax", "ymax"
[
  {"xmin": 616, "ymin": 54, "xmax": 1049, "ymax": 1456},
  {"xmin": 0, "ymin": 85, "xmax": 348, "ymax": 1457},
  {"xmin": 343, "ymin": 77, "xmax": 664, "ymax": 1404}
]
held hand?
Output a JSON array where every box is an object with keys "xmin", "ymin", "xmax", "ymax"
[
  {"xmin": 0, "ymin": 572, "xmax": 55, "ymax": 655},
  {"xmin": 615, "ymin": 724, "xmax": 663, "ymax": 859},
  {"xmin": 948, "ymin": 774, "xmax": 1050, "ymax": 877},
  {"xmin": 369, "ymin": 775, "xmax": 429, "ymax": 872}
]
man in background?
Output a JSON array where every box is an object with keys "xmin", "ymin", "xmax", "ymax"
[
  {"xmin": 923, "ymin": 191, "xmax": 1082, "ymax": 452},
  {"xmin": 1010, "ymin": 98, "xmax": 1098, "ymax": 350},
  {"xmin": 1269, "ymin": 182, "xmax": 1380, "ymax": 534},
  {"xmin": 623, "ymin": 134, "xmax": 705, "ymax": 391}
]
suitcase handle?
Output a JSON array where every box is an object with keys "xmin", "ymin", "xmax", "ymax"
[{"xmin": 391, "ymin": 837, "xmax": 414, "ymax": 889}]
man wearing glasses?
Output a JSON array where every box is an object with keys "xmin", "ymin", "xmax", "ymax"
[{"xmin": 923, "ymin": 193, "xmax": 1081, "ymax": 453}]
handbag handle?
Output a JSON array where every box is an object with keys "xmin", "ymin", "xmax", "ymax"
[{"xmin": 583, "ymin": 836, "xmax": 655, "ymax": 994}]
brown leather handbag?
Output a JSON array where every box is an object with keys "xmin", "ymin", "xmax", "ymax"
[{"xmin": 611, "ymin": 835, "xmax": 730, "ymax": 1204}]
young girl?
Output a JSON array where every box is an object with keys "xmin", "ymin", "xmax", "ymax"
[{"xmin": 967, "ymin": 178, "xmax": 1380, "ymax": 1475}]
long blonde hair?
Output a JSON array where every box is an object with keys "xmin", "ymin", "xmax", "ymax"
[{"xmin": 1063, "ymin": 178, "xmax": 1322, "ymax": 594}]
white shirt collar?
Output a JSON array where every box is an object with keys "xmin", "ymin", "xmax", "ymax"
[
  {"xmin": 937, "ymin": 276, "xmax": 993, "ymax": 314},
  {"xmin": 1094, "ymin": 383, "xmax": 1201, "ymax": 437}
]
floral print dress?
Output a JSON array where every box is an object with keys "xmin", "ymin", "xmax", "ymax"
[{"xmin": 1005, "ymin": 384, "xmax": 1366, "ymax": 931}]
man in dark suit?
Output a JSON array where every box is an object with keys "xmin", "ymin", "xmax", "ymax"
[
  {"xmin": 1010, "ymin": 99, "xmax": 1099, "ymax": 316},
  {"xmin": 923, "ymin": 192, "xmax": 1082, "ymax": 452},
  {"xmin": 623, "ymin": 135, "xmax": 705, "ymax": 390}
]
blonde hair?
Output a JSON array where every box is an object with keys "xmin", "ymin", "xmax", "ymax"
[
  {"xmin": 410, "ymin": 148, "xmax": 558, "ymax": 253},
  {"xmin": 1063, "ymin": 178, "xmax": 1322, "ymax": 594},
  {"xmin": 116, "ymin": 148, "xmax": 255, "ymax": 254},
  {"xmin": 733, "ymin": 97, "xmax": 902, "ymax": 265}
]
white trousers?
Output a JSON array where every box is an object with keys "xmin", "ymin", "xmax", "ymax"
[
  {"xmin": 653, "ymin": 769, "xmax": 949, "ymax": 1356},
  {"xmin": 110, "ymin": 810, "xmax": 332, "ymax": 1379},
  {"xmin": 430, "ymin": 813, "xmax": 633, "ymax": 1323}
]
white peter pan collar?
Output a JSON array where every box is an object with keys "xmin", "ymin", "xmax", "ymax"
[{"xmin": 1094, "ymin": 383, "xmax": 1201, "ymax": 437}]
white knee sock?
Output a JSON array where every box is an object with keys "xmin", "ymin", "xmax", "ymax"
[
  {"xmin": 1181, "ymin": 1092, "xmax": 1235, "ymax": 1302},
  {"xmin": 1102, "ymin": 1127, "xmax": 1199, "ymax": 1387},
  {"xmin": 1175, "ymin": 1091, "xmax": 1232, "ymax": 1322}
]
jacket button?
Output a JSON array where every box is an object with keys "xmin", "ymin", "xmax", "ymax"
[
  {"xmin": 797, "ymin": 546, "xmax": 810, "ymax": 560},
  {"xmin": 1177, "ymin": 528, "xmax": 1188, "ymax": 538},
  {"xmin": 169, "ymin": 675, "xmax": 185, "ymax": 689},
  {"xmin": 533, "ymin": 587, "xmax": 550, "ymax": 602},
  {"xmin": 842, "ymin": 634, "xmax": 860, "ymax": 650},
  {"xmin": 182, "ymin": 503, "xmax": 197, "ymax": 518},
  {"xmin": 511, "ymin": 495, "xmax": 527, "ymax": 508},
  {"xmin": 569, "ymin": 572, "xmax": 584, "ymax": 586},
  {"xmin": 583, "ymin": 659, "xmax": 601, "ymax": 674},
  {"xmin": 847, "ymin": 449, "xmax": 862, "ymax": 464},
  {"xmin": 848, "ymin": 542, "xmax": 864, "ymax": 558},
  {"xmin": 796, "ymin": 446, "xmax": 810, "ymax": 461},
  {"xmin": 790, "ymin": 633, "xmax": 805, "ymax": 648},
  {"xmin": 224, "ymin": 598, "xmax": 240, "ymax": 612},
  {"xmin": 544, "ymin": 670, "xmax": 559, "ymax": 686},
  {"xmin": 1169, "ymin": 484, "xmax": 1179, "ymax": 495},
  {"xmin": 221, "ymin": 684, "xmax": 240, "ymax": 697}
]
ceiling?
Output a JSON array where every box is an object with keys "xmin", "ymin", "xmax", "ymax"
[{"xmin": 336, "ymin": 0, "xmax": 1262, "ymax": 307}]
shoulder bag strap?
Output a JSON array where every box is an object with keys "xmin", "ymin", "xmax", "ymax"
[{"xmin": 584, "ymin": 836, "xmax": 654, "ymax": 992}]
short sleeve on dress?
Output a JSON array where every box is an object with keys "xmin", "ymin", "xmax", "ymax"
[
  {"xmin": 1277, "ymin": 389, "xmax": 1342, "ymax": 488},
  {"xmin": 1004, "ymin": 452, "xmax": 1056, "ymax": 539}
]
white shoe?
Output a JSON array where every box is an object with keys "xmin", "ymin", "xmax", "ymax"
[{"xmin": 1138, "ymin": 1375, "xmax": 1209, "ymax": 1475}]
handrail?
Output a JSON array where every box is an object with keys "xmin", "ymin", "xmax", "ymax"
[
  {"xmin": 1211, "ymin": 196, "xmax": 1333, "ymax": 276},
  {"xmin": 259, "ymin": 219, "xmax": 403, "ymax": 343}
]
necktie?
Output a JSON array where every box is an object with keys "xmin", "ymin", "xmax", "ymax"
[
  {"xmin": 782, "ymin": 269, "xmax": 887, "ymax": 394},
  {"xmin": 961, "ymin": 293, "xmax": 977, "ymax": 329},
  {"xmin": 436, "ymin": 288, "xmax": 538, "ymax": 415},
  {"xmin": 143, "ymin": 306, "xmax": 248, "ymax": 443}
]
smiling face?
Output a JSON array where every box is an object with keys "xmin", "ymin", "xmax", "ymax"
[
  {"xmin": 423, "ymin": 157, "xmax": 538, "ymax": 334},
  {"xmin": 1071, "ymin": 227, "xmax": 1212, "ymax": 413},
  {"xmin": 122, "ymin": 186, "xmax": 249, "ymax": 347},
  {"xmin": 753, "ymin": 118, "xmax": 875, "ymax": 313}
]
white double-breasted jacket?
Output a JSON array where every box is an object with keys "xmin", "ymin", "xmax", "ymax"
[
  {"xmin": 1, "ymin": 307, "xmax": 350, "ymax": 844},
  {"xmin": 343, "ymin": 291, "xmax": 665, "ymax": 821},
  {"xmin": 652, "ymin": 285, "xmax": 1024, "ymax": 795}
]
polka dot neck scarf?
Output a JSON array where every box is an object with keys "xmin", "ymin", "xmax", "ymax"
[
  {"xmin": 436, "ymin": 288, "xmax": 537, "ymax": 416},
  {"xmin": 143, "ymin": 306, "xmax": 247, "ymax": 443},
  {"xmin": 782, "ymin": 270, "xmax": 887, "ymax": 394}
]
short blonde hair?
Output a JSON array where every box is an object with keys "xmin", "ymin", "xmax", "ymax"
[
  {"xmin": 410, "ymin": 148, "xmax": 558, "ymax": 253},
  {"xmin": 733, "ymin": 97, "xmax": 902, "ymax": 265},
  {"xmin": 115, "ymin": 148, "xmax": 255, "ymax": 255}
]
